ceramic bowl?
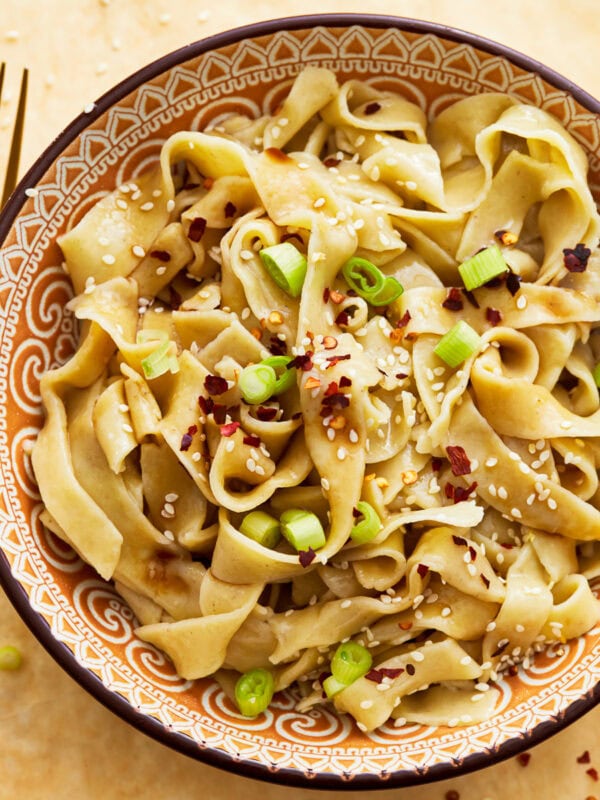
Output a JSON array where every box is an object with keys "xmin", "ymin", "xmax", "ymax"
[{"xmin": 1, "ymin": 14, "xmax": 600, "ymax": 790}]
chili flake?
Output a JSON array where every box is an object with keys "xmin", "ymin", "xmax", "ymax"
[
  {"xmin": 406, "ymin": 663, "xmax": 416, "ymax": 676},
  {"xmin": 445, "ymin": 791, "xmax": 460, "ymax": 800},
  {"xmin": 453, "ymin": 481, "xmax": 478, "ymax": 503},
  {"xmin": 578, "ymin": 751, "xmax": 592, "ymax": 764},
  {"xmin": 329, "ymin": 289, "xmax": 346, "ymax": 304},
  {"xmin": 452, "ymin": 535, "xmax": 467, "ymax": 547},
  {"xmin": 587, "ymin": 768, "xmax": 599, "ymax": 782},
  {"xmin": 486, "ymin": 307, "xmax": 502, "ymax": 326},
  {"xmin": 180, "ymin": 424, "xmax": 198, "ymax": 451},
  {"xmin": 168, "ymin": 286, "xmax": 182, "ymax": 310},
  {"xmin": 325, "ymin": 354, "xmax": 351, "ymax": 368},
  {"xmin": 446, "ymin": 445, "xmax": 472, "ymax": 476},
  {"xmin": 224, "ymin": 201, "xmax": 237, "ymax": 218},
  {"xmin": 304, "ymin": 376, "xmax": 321, "ymax": 390},
  {"xmin": 188, "ymin": 216, "xmax": 207, "ymax": 242},
  {"xmin": 398, "ymin": 621, "xmax": 413, "ymax": 630},
  {"xmin": 481, "ymin": 574, "xmax": 490, "ymax": 589},
  {"xmin": 365, "ymin": 667, "xmax": 404, "ymax": 684},
  {"xmin": 212, "ymin": 404, "xmax": 228, "ymax": 425},
  {"xmin": 364, "ymin": 101, "xmax": 381, "ymax": 115},
  {"xmin": 323, "ymin": 157, "xmax": 341, "ymax": 167},
  {"xmin": 220, "ymin": 421, "xmax": 241, "ymax": 437},
  {"xmin": 495, "ymin": 229, "xmax": 518, "ymax": 246},
  {"xmin": 506, "ymin": 271, "xmax": 522, "ymax": 296},
  {"xmin": 268, "ymin": 336, "xmax": 287, "ymax": 356},
  {"xmin": 289, "ymin": 352, "xmax": 313, "ymax": 371},
  {"xmin": 323, "ymin": 287, "xmax": 331, "ymax": 303},
  {"xmin": 150, "ymin": 249, "xmax": 171, "ymax": 262},
  {"xmin": 442, "ymin": 287, "xmax": 463, "ymax": 311},
  {"xmin": 563, "ymin": 243, "xmax": 591, "ymax": 272},
  {"xmin": 335, "ymin": 309, "xmax": 350, "ymax": 326},
  {"xmin": 256, "ymin": 406, "xmax": 278, "ymax": 421},
  {"xmin": 462, "ymin": 288, "xmax": 480, "ymax": 308},
  {"xmin": 243, "ymin": 434, "xmax": 261, "ymax": 447},
  {"xmin": 198, "ymin": 396, "xmax": 214, "ymax": 415},
  {"xmin": 417, "ymin": 563, "xmax": 429, "ymax": 578},
  {"xmin": 517, "ymin": 753, "xmax": 531, "ymax": 767},
  {"xmin": 431, "ymin": 457, "xmax": 443, "ymax": 472},
  {"xmin": 204, "ymin": 374, "xmax": 229, "ymax": 396},
  {"xmin": 340, "ymin": 376, "xmax": 352, "ymax": 388},
  {"xmin": 299, "ymin": 547, "xmax": 316, "ymax": 568}
]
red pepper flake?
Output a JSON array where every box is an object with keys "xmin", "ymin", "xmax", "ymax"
[
  {"xmin": 492, "ymin": 641, "xmax": 509, "ymax": 657},
  {"xmin": 204, "ymin": 374, "xmax": 229, "ymax": 395},
  {"xmin": 442, "ymin": 287, "xmax": 463, "ymax": 311},
  {"xmin": 322, "ymin": 336, "xmax": 338, "ymax": 350},
  {"xmin": 468, "ymin": 546, "xmax": 477, "ymax": 562},
  {"xmin": 334, "ymin": 309, "xmax": 350, "ymax": 327},
  {"xmin": 304, "ymin": 376, "xmax": 321, "ymax": 390},
  {"xmin": 268, "ymin": 336, "xmax": 288, "ymax": 356},
  {"xmin": 198, "ymin": 396, "xmax": 214, "ymax": 415},
  {"xmin": 444, "ymin": 482, "xmax": 455, "ymax": 500},
  {"xmin": 587, "ymin": 768, "xmax": 599, "ymax": 782},
  {"xmin": 452, "ymin": 535, "xmax": 467, "ymax": 547},
  {"xmin": 256, "ymin": 406, "xmax": 278, "ymax": 421},
  {"xmin": 505, "ymin": 271, "xmax": 522, "ymax": 296},
  {"xmin": 150, "ymin": 249, "xmax": 171, "ymax": 262},
  {"xmin": 445, "ymin": 792, "xmax": 460, "ymax": 800},
  {"xmin": 299, "ymin": 547, "xmax": 316, "ymax": 568},
  {"xmin": 180, "ymin": 424, "xmax": 198, "ymax": 451},
  {"xmin": 224, "ymin": 201, "xmax": 237, "ymax": 218},
  {"xmin": 324, "ymin": 381, "xmax": 340, "ymax": 396},
  {"xmin": 446, "ymin": 445, "xmax": 472, "ymax": 477},
  {"xmin": 365, "ymin": 667, "xmax": 404, "ymax": 684},
  {"xmin": 508, "ymin": 664, "xmax": 519, "ymax": 676},
  {"xmin": 364, "ymin": 101, "xmax": 381, "ymax": 115},
  {"xmin": 500, "ymin": 542, "xmax": 514, "ymax": 550},
  {"xmin": 563, "ymin": 243, "xmax": 591, "ymax": 272},
  {"xmin": 431, "ymin": 457, "xmax": 443, "ymax": 472},
  {"xmin": 417, "ymin": 563, "xmax": 429, "ymax": 578},
  {"xmin": 289, "ymin": 352, "xmax": 313, "ymax": 371},
  {"xmin": 486, "ymin": 307, "xmax": 502, "ymax": 326},
  {"xmin": 481, "ymin": 573, "xmax": 490, "ymax": 589},
  {"xmin": 322, "ymin": 393, "xmax": 350, "ymax": 409},
  {"xmin": 396, "ymin": 309, "xmax": 411, "ymax": 328},
  {"xmin": 398, "ymin": 621, "xmax": 413, "ymax": 630},
  {"xmin": 325, "ymin": 354, "xmax": 351, "ymax": 368},
  {"xmin": 265, "ymin": 147, "xmax": 293, "ymax": 163},
  {"xmin": 329, "ymin": 289, "xmax": 346, "ymax": 304},
  {"xmin": 453, "ymin": 481, "xmax": 477, "ymax": 503},
  {"xmin": 243, "ymin": 434, "xmax": 261, "ymax": 447},
  {"xmin": 323, "ymin": 157, "xmax": 341, "ymax": 167},
  {"xmin": 323, "ymin": 287, "xmax": 331, "ymax": 303},
  {"xmin": 339, "ymin": 376, "xmax": 352, "ymax": 388},
  {"xmin": 517, "ymin": 753, "xmax": 531, "ymax": 767},
  {"xmin": 495, "ymin": 229, "xmax": 518, "ymax": 246},
  {"xmin": 405, "ymin": 663, "xmax": 416, "ymax": 676},
  {"xmin": 188, "ymin": 216, "xmax": 207, "ymax": 242},
  {"xmin": 578, "ymin": 751, "xmax": 592, "ymax": 764},
  {"xmin": 220, "ymin": 421, "xmax": 240, "ymax": 437}
]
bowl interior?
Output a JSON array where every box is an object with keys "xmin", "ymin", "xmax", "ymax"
[{"xmin": 2, "ymin": 16, "xmax": 600, "ymax": 789}]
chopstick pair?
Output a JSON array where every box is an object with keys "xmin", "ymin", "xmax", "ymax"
[{"xmin": 0, "ymin": 62, "xmax": 28, "ymax": 208}]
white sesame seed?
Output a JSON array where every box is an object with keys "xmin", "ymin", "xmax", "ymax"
[
  {"xmin": 337, "ymin": 446, "xmax": 347, "ymax": 460},
  {"xmin": 140, "ymin": 201, "xmax": 154, "ymax": 211},
  {"xmin": 547, "ymin": 497, "xmax": 557, "ymax": 510},
  {"xmin": 132, "ymin": 245, "xmax": 145, "ymax": 258},
  {"xmin": 313, "ymin": 197, "xmax": 326, "ymax": 209},
  {"xmin": 83, "ymin": 102, "xmax": 95, "ymax": 114},
  {"xmin": 515, "ymin": 624, "xmax": 525, "ymax": 633},
  {"xmin": 467, "ymin": 563, "xmax": 477, "ymax": 576},
  {"xmin": 497, "ymin": 486, "xmax": 508, "ymax": 500},
  {"xmin": 166, "ymin": 199, "xmax": 175, "ymax": 212},
  {"xmin": 24, "ymin": 187, "xmax": 38, "ymax": 198},
  {"xmin": 460, "ymin": 656, "xmax": 471, "ymax": 665},
  {"xmin": 510, "ymin": 507, "xmax": 522, "ymax": 519},
  {"xmin": 122, "ymin": 423, "xmax": 133, "ymax": 434},
  {"xmin": 412, "ymin": 651, "xmax": 425, "ymax": 662},
  {"xmin": 516, "ymin": 295, "xmax": 527, "ymax": 309},
  {"xmin": 441, "ymin": 607, "xmax": 452, "ymax": 617},
  {"xmin": 486, "ymin": 621, "xmax": 497, "ymax": 632},
  {"xmin": 225, "ymin": 440, "xmax": 235, "ymax": 452},
  {"xmin": 340, "ymin": 599, "xmax": 352, "ymax": 609}
]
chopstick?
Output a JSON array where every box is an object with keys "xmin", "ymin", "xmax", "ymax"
[{"xmin": 1, "ymin": 63, "xmax": 29, "ymax": 208}]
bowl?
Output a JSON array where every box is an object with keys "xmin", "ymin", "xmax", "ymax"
[{"xmin": 2, "ymin": 13, "xmax": 600, "ymax": 790}]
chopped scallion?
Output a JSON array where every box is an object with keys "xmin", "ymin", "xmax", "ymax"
[
  {"xmin": 458, "ymin": 244, "xmax": 508, "ymax": 290},
  {"xmin": 238, "ymin": 363, "xmax": 277, "ymax": 404},
  {"xmin": 434, "ymin": 320, "xmax": 482, "ymax": 368},
  {"xmin": 239, "ymin": 510, "xmax": 281, "ymax": 548},
  {"xmin": 280, "ymin": 508, "xmax": 326, "ymax": 552},
  {"xmin": 238, "ymin": 356, "xmax": 296, "ymax": 404},
  {"xmin": 234, "ymin": 668, "xmax": 275, "ymax": 717},
  {"xmin": 330, "ymin": 641, "xmax": 372, "ymax": 685},
  {"xmin": 323, "ymin": 674, "xmax": 348, "ymax": 699},
  {"xmin": 140, "ymin": 339, "xmax": 179, "ymax": 379},
  {"xmin": 259, "ymin": 242, "xmax": 307, "ymax": 297},
  {"xmin": 350, "ymin": 501, "xmax": 382, "ymax": 544},
  {"xmin": 341, "ymin": 257, "xmax": 403, "ymax": 305},
  {"xmin": 593, "ymin": 363, "xmax": 600, "ymax": 388},
  {"xmin": 0, "ymin": 645, "xmax": 22, "ymax": 671}
]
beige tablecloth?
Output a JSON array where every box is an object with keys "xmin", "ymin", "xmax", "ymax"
[{"xmin": 2, "ymin": 2, "xmax": 600, "ymax": 797}]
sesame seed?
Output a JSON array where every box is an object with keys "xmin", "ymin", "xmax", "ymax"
[
  {"xmin": 488, "ymin": 484, "xmax": 497, "ymax": 497},
  {"xmin": 412, "ymin": 651, "xmax": 425, "ymax": 662},
  {"xmin": 156, "ymin": 266, "xmax": 167, "ymax": 276},
  {"xmin": 166, "ymin": 199, "xmax": 175, "ymax": 212},
  {"xmin": 132, "ymin": 245, "xmax": 145, "ymax": 258},
  {"xmin": 516, "ymin": 295, "xmax": 527, "ymax": 309},
  {"xmin": 191, "ymin": 452, "xmax": 201, "ymax": 462},
  {"xmin": 102, "ymin": 254, "xmax": 116, "ymax": 265},
  {"xmin": 510, "ymin": 507, "xmax": 522, "ymax": 519},
  {"xmin": 349, "ymin": 429, "xmax": 359, "ymax": 444},
  {"xmin": 498, "ymin": 486, "xmax": 508, "ymax": 500},
  {"xmin": 327, "ymin": 428, "xmax": 335, "ymax": 441},
  {"xmin": 560, "ymin": 420, "xmax": 572, "ymax": 430},
  {"xmin": 122, "ymin": 423, "xmax": 133, "ymax": 434},
  {"xmin": 486, "ymin": 621, "xmax": 497, "ymax": 632},
  {"xmin": 460, "ymin": 656, "xmax": 472, "ymax": 665},
  {"xmin": 547, "ymin": 497, "xmax": 557, "ymax": 510},
  {"xmin": 83, "ymin": 102, "xmax": 95, "ymax": 113},
  {"xmin": 441, "ymin": 607, "xmax": 452, "ymax": 617},
  {"xmin": 337, "ymin": 446, "xmax": 347, "ymax": 460},
  {"xmin": 140, "ymin": 202, "xmax": 154, "ymax": 211},
  {"xmin": 313, "ymin": 197, "xmax": 326, "ymax": 209},
  {"xmin": 225, "ymin": 440, "xmax": 235, "ymax": 452},
  {"xmin": 24, "ymin": 187, "xmax": 38, "ymax": 198},
  {"xmin": 240, "ymin": 249, "xmax": 253, "ymax": 261},
  {"xmin": 475, "ymin": 682, "xmax": 490, "ymax": 692},
  {"xmin": 516, "ymin": 624, "xmax": 525, "ymax": 633},
  {"xmin": 467, "ymin": 563, "xmax": 477, "ymax": 576}
]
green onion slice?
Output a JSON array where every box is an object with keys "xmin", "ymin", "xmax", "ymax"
[
  {"xmin": 434, "ymin": 320, "xmax": 482, "ymax": 368},
  {"xmin": 350, "ymin": 501, "xmax": 382, "ymax": 544},
  {"xmin": 239, "ymin": 510, "xmax": 281, "ymax": 549},
  {"xmin": 140, "ymin": 339, "xmax": 179, "ymax": 379},
  {"xmin": 238, "ymin": 363, "xmax": 277, "ymax": 404},
  {"xmin": 259, "ymin": 242, "xmax": 307, "ymax": 298},
  {"xmin": 593, "ymin": 363, "xmax": 600, "ymax": 388},
  {"xmin": 261, "ymin": 355, "xmax": 295, "ymax": 394},
  {"xmin": 341, "ymin": 257, "xmax": 403, "ymax": 305},
  {"xmin": 234, "ymin": 668, "xmax": 275, "ymax": 717},
  {"xmin": 458, "ymin": 244, "xmax": 508, "ymax": 290},
  {"xmin": 330, "ymin": 641, "xmax": 373, "ymax": 685},
  {"xmin": 323, "ymin": 674, "xmax": 348, "ymax": 699},
  {"xmin": 280, "ymin": 508, "xmax": 326, "ymax": 552},
  {"xmin": 238, "ymin": 356, "xmax": 296, "ymax": 404},
  {"xmin": 0, "ymin": 645, "xmax": 22, "ymax": 671}
]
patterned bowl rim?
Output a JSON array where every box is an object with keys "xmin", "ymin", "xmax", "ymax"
[{"xmin": 1, "ymin": 13, "xmax": 600, "ymax": 790}]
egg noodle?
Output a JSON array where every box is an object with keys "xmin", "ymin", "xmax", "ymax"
[{"xmin": 32, "ymin": 67, "xmax": 600, "ymax": 731}]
